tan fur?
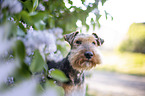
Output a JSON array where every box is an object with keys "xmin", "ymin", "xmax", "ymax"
[
  {"xmin": 62, "ymin": 84, "xmax": 86, "ymax": 96},
  {"xmin": 68, "ymin": 34, "xmax": 102, "ymax": 71},
  {"xmin": 62, "ymin": 32, "xmax": 104, "ymax": 96}
]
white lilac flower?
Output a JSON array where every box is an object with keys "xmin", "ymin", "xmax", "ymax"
[
  {"xmin": 0, "ymin": 11, "xmax": 3, "ymax": 19},
  {"xmin": 22, "ymin": 22, "xmax": 27, "ymax": 28},
  {"xmin": 64, "ymin": 0, "xmax": 71, "ymax": 8},
  {"xmin": 43, "ymin": 0, "xmax": 49, "ymax": 2},
  {"xmin": 37, "ymin": 3, "xmax": 45, "ymax": 11},
  {"xmin": 47, "ymin": 29, "xmax": 53, "ymax": 34},
  {"xmin": 2, "ymin": 0, "xmax": 22, "ymax": 14},
  {"xmin": 18, "ymin": 27, "xmax": 63, "ymax": 64},
  {"xmin": 21, "ymin": 29, "xmax": 58, "ymax": 55},
  {"xmin": 0, "ymin": 60, "xmax": 17, "ymax": 85},
  {"xmin": 48, "ymin": 68, "xmax": 55, "ymax": 77},
  {"xmin": 92, "ymin": 8, "xmax": 99, "ymax": 14},
  {"xmin": 0, "ymin": 79, "xmax": 38, "ymax": 96},
  {"xmin": 0, "ymin": 24, "xmax": 15, "ymax": 56},
  {"xmin": 56, "ymin": 40, "xmax": 65, "ymax": 46},
  {"xmin": 52, "ymin": 27, "xmax": 63, "ymax": 39},
  {"xmin": 8, "ymin": 17, "xmax": 16, "ymax": 23},
  {"xmin": 47, "ymin": 50, "xmax": 63, "ymax": 62},
  {"xmin": 10, "ymin": 1, "xmax": 22, "ymax": 13},
  {"xmin": 24, "ymin": 56, "xmax": 32, "ymax": 65},
  {"xmin": 29, "ymin": 26, "xmax": 33, "ymax": 32},
  {"xmin": 44, "ymin": 31, "xmax": 57, "ymax": 53},
  {"xmin": 38, "ymin": 43, "xmax": 46, "ymax": 60},
  {"xmin": 0, "ymin": 40, "xmax": 15, "ymax": 56},
  {"xmin": 42, "ymin": 87, "xmax": 59, "ymax": 96}
]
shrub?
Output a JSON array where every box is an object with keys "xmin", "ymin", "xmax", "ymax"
[
  {"xmin": 118, "ymin": 23, "xmax": 145, "ymax": 53},
  {"xmin": 0, "ymin": 0, "xmax": 108, "ymax": 96}
]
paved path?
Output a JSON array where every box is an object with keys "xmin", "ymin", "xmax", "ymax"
[{"xmin": 85, "ymin": 71, "xmax": 145, "ymax": 96}]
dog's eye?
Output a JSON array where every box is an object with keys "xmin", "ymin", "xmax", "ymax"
[
  {"xmin": 76, "ymin": 41, "xmax": 82, "ymax": 44},
  {"xmin": 92, "ymin": 42, "xmax": 96, "ymax": 45}
]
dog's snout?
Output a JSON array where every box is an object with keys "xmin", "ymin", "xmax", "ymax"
[{"xmin": 84, "ymin": 51, "xmax": 93, "ymax": 59}]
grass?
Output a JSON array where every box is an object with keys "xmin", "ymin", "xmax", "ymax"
[{"xmin": 96, "ymin": 51, "xmax": 145, "ymax": 75}]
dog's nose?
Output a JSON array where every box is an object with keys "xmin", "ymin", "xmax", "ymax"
[{"xmin": 84, "ymin": 51, "xmax": 93, "ymax": 59}]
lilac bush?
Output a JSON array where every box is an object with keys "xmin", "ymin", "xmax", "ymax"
[{"xmin": 0, "ymin": 0, "xmax": 108, "ymax": 96}]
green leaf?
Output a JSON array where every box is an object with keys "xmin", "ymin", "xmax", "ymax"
[
  {"xmin": 96, "ymin": 14, "xmax": 102, "ymax": 21},
  {"xmin": 18, "ymin": 23, "xmax": 27, "ymax": 33},
  {"xmin": 45, "ymin": 80, "xmax": 56, "ymax": 88},
  {"xmin": 85, "ymin": 24, "xmax": 90, "ymax": 31},
  {"xmin": 9, "ymin": 22, "xmax": 17, "ymax": 38},
  {"xmin": 30, "ymin": 50, "xmax": 45, "ymax": 73},
  {"xmin": 55, "ymin": 86, "xmax": 65, "ymax": 96},
  {"xmin": 111, "ymin": 16, "xmax": 113, "ymax": 20},
  {"xmin": 45, "ymin": 80, "xmax": 65, "ymax": 96},
  {"xmin": 97, "ymin": 20, "xmax": 101, "ymax": 28},
  {"xmin": 32, "ymin": 0, "xmax": 38, "ymax": 12},
  {"xmin": 34, "ymin": 20, "xmax": 46, "ymax": 30},
  {"xmin": 13, "ymin": 63, "xmax": 31, "ymax": 82},
  {"xmin": 31, "ymin": 12, "xmax": 47, "ymax": 22},
  {"xmin": 50, "ymin": 69, "xmax": 69, "ymax": 82},
  {"xmin": 20, "ymin": 11, "xmax": 33, "ymax": 25},
  {"xmin": 68, "ymin": 0, "xmax": 73, "ymax": 5},
  {"xmin": 22, "ymin": 0, "xmax": 33, "ymax": 12},
  {"xmin": 81, "ymin": 0, "xmax": 85, "ymax": 4},
  {"xmin": 93, "ymin": 23, "xmax": 96, "ymax": 30},
  {"xmin": 14, "ymin": 40, "xmax": 26, "ymax": 63},
  {"xmin": 91, "ymin": 18, "xmax": 94, "ymax": 24},
  {"xmin": 21, "ymin": 11, "xmax": 47, "ymax": 26},
  {"xmin": 48, "ymin": 17, "xmax": 55, "ymax": 28},
  {"xmin": 43, "ymin": 63, "xmax": 48, "ymax": 73},
  {"xmin": 36, "ymin": 84, "xmax": 44, "ymax": 94},
  {"xmin": 14, "ymin": 13, "xmax": 21, "ymax": 22},
  {"xmin": 104, "ymin": 10, "xmax": 108, "ymax": 20},
  {"xmin": 96, "ymin": 14, "xmax": 101, "ymax": 28},
  {"xmin": 101, "ymin": 0, "xmax": 107, "ymax": 6}
]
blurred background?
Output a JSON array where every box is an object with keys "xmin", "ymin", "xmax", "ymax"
[{"xmin": 0, "ymin": 0, "xmax": 145, "ymax": 96}]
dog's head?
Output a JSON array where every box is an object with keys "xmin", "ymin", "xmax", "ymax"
[{"xmin": 64, "ymin": 31, "xmax": 104, "ymax": 71}]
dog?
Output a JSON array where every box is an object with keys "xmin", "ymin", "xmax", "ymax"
[{"xmin": 47, "ymin": 31, "xmax": 104, "ymax": 96}]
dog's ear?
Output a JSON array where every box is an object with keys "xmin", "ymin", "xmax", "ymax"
[
  {"xmin": 64, "ymin": 31, "xmax": 79, "ymax": 45},
  {"xmin": 92, "ymin": 33, "xmax": 104, "ymax": 46}
]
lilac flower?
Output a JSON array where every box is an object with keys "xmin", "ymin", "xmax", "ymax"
[
  {"xmin": 37, "ymin": 3, "xmax": 45, "ymax": 11},
  {"xmin": 2, "ymin": 0, "xmax": 22, "ymax": 14}
]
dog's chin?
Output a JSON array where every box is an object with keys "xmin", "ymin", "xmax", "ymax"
[
  {"xmin": 81, "ymin": 62, "xmax": 92, "ymax": 69},
  {"xmin": 81, "ymin": 61, "xmax": 95, "ymax": 69},
  {"xmin": 71, "ymin": 60, "xmax": 95, "ymax": 71}
]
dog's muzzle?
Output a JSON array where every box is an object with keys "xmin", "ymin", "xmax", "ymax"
[{"xmin": 84, "ymin": 51, "xmax": 93, "ymax": 59}]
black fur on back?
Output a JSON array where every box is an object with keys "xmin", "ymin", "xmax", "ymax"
[{"xmin": 47, "ymin": 55, "xmax": 84, "ymax": 85}]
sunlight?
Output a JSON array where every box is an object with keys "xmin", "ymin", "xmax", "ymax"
[{"xmin": 98, "ymin": 0, "xmax": 145, "ymax": 49}]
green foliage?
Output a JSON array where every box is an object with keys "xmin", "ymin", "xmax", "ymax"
[
  {"xmin": 19, "ymin": 0, "xmax": 105, "ymax": 33},
  {"xmin": 21, "ymin": 0, "xmax": 38, "ymax": 12},
  {"xmin": 49, "ymin": 69, "xmax": 69, "ymax": 82},
  {"xmin": 34, "ymin": 20, "xmax": 46, "ymax": 30},
  {"xmin": 45, "ymin": 80, "xmax": 65, "ymax": 96},
  {"xmin": 30, "ymin": 50, "xmax": 46, "ymax": 73},
  {"xmin": 20, "ymin": 11, "xmax": 48, "ymax": 30},
  {"xmin": 18, "ymin": 22, "xmax": 27, "ymax": 33},
  {"xmin": 101, "ymin": 0, "xmax": 107, "ymax": 6},
  {"xmin": 0, "ymin": 0, "xmax": 108, "ymax": 95},
  {"xmin": 22, "ymin": 0, "xmax": 33, "ymax": 12},
  {"xmin": 32, "ymin": 0, "xmax": 38, "ymax": 12},
  {"xmin": 118, "ymin": 23, "xmax": 145, "ymax": 53},
  {"xmin": 13, "ymin": 63, "xmax": 31, "ymax": 82},
  {"xmin": 13, "ymin": 40, "xmax": 26, "ymax": 63}
]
